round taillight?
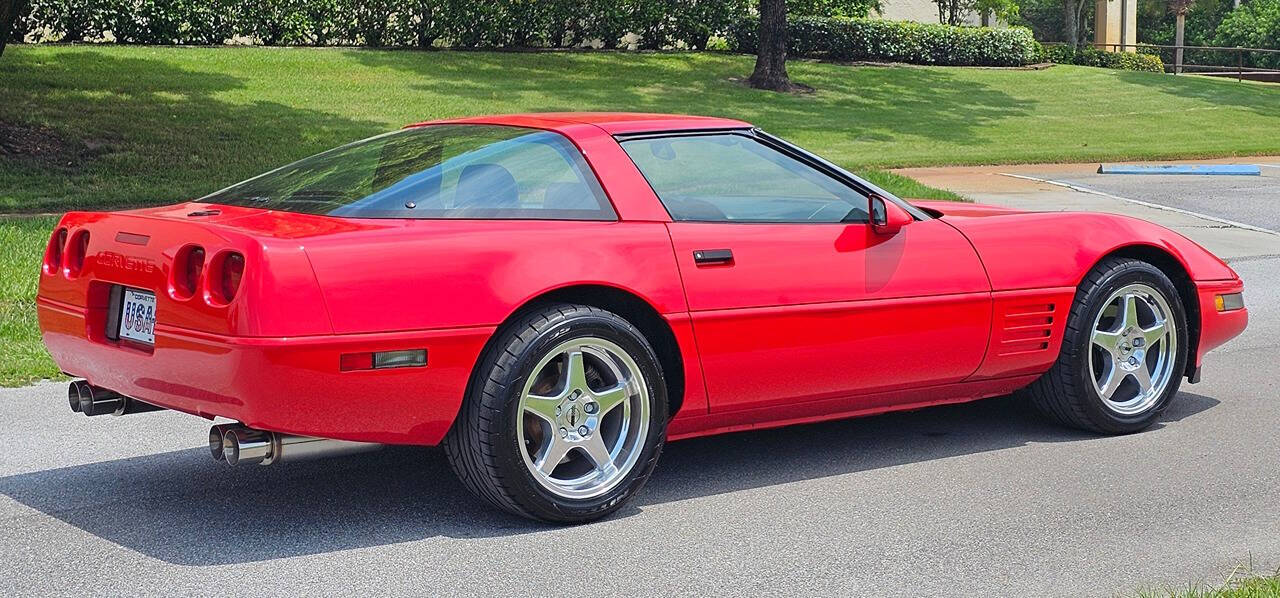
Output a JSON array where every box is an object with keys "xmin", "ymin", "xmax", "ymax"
[
  {"xmin": 217, "ymin": 252, "xmax": 245, "ymax": 303},
  {"xmin": 66, "ymin": 230, "xmax": 90, "ymax": 276},
  {"xmin": 174, "ymin": 246, "xmax": 204, "ymax": 298},
  {"xmin": 45, "ymin": 228, "xmax": 67, "ymax": 274}
]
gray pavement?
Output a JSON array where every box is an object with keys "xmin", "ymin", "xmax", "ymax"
[
  {"xmin": 3, "ymin": 166, "xmax": 1280, "ymax": 596},
  {"xmin": 1030, "ymin": 167, "xmax": 1280, "ymax": 234}
]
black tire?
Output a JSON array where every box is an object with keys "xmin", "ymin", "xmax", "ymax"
[
  {"xmin": 1025, "ymin": 257, "xmax": 1189, "ymax": 434},
  {"xmin": 443, "ymin": 303, "xmax": 668, "ymax": 523}
]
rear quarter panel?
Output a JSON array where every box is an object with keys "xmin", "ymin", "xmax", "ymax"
[{"xmin": 303, "ymin": 220, "xmax": 689, "ymax": 332}]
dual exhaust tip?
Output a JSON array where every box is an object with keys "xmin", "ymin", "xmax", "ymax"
[
  {"xmin": 209, "ymin": 423, "xmax": 378, "ymax": 467},
  {"xmin": 67, "ymin": 380, "xmax": 164, "ymax": 417},
  {"xmin": 68, "ymin": 381, "xmax": 376, "ymax": 468}
]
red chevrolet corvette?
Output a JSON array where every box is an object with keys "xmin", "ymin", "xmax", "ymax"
[{"xmin": 39, "ymin": 113, "xmax": 1246, "ymax": 522}]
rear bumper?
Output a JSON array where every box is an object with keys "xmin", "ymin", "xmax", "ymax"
[
  {"xmin": 38, "ymin": 296, "xmax": 492, "ymax": 445},
  {"xmin": 1193, "ymin": 278, "xmax": 1248, "ymax": 369}
]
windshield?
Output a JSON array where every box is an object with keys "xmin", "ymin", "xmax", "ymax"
[{"xmin": 198, "ymin": 124, "xmax": 615, "ymax": 220}]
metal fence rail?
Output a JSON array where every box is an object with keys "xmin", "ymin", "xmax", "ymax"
[{"xmin": 1044, "ymin": 42, "xmax": 1280, "ymax": 82}]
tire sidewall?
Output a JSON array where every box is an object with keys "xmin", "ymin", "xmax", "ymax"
[
  {"xmin": 1071, "ymin": 264, "xmax": 1188, "ymax": 431},
  {"xmin": 491, "ymin": 311, "xmax": 668, "ymax": 522}
]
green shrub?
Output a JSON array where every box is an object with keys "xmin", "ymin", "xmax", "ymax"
[
  {"xmin": 730, "ymin": 15, "xmax": 1040, "ymax": 67},
  {"xmin": 1214, "ymin": 0, "xmax": 1280, "ymax": 69},
  {"xmin": 1042, "ymin": 45, "xmax": 1165, "ymax": 72},
  {"xmin": 20, "ymin": 0, "xmax": 752, "ymax": 48}
]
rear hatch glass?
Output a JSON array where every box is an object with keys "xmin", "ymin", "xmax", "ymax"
[{"xmin": 198, "ymin": 124, "xmax": 615, "ymax": 220}]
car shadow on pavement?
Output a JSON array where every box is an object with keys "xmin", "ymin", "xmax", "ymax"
[{"xmin": 0, "ymin": 391, "xmax": 1218, "ymax": 566}]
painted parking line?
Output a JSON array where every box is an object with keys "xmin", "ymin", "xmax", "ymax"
[{"xmin": 997, "ymin": 172, "xmax": 1280, "ymax": 236}]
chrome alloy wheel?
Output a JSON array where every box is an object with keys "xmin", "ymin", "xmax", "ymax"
[
  {"xmin": 1089, "ymin": 283, "xmax": 1179, "ymax": 416},
  {"xmin": 517, "ymin": 337, "xmax": 650, "ymax": 500}
]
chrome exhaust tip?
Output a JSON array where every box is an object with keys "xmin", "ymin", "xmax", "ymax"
[
  {"xmin": 68, "ymin": 381, "xmax": 165, "ymax": 417},
  {"xmin": 67, "ymin": 381, "xmax": 87, "ymax": 413},
  {"xmin": 221, "ymin": 426, "xmax": 274, "ymax": 467},
  {"xmin": 208, "ymin": 423, "xmax": 237, "ymax": 462},
  {"xmin": 214, "ymin": 424, "xmax": 378, "ymax": 467},
  {"xmin": 76, "ymin": 383, "xmax": 125, "ymax": 416}
]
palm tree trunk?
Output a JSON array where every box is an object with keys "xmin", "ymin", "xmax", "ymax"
[{"xmin": 749, "ymin": 0, "xmax": 792, "ymax": 91}]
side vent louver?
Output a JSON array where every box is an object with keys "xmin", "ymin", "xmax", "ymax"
[{"xmin": 997, "ymin": 303, "xmax": 1056, "ymax": 356}]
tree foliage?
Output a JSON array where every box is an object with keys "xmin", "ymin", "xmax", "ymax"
[{"xmin": 9, "ymin": 0, "xmax": 761, "ymax": 48}]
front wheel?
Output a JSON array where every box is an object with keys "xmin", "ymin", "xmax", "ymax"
[
  {"xmin": 1026, "ymin": 257, "xmax": 1189, "ymax": 434},
  {"xmin": 444, "ymin": 303, "xmax": 667, "ymax": 523}
]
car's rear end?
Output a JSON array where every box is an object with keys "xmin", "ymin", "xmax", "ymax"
[{"xmin": 37, "ymin": 204, "xmax": 489, "ymax": 446}]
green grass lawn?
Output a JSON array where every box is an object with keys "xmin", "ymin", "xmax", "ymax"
[
  {"xmin": 0, "ymin": 216, "xmax": 58, "ymax": 386},
  {"xmin": 2, "ymin": 46, "xmax": 1280, "ymax": 386},
  {"xmin": 4, "ymin": 46, "xmax": 1280, "ymax": 215}
]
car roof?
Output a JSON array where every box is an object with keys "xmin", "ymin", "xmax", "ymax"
[{"xmin": 407, "ymin": 112, "xmax": 753, "ymax": 135}]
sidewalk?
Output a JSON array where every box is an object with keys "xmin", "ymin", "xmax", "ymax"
[{"xmin": 896, "ymin": 157, "xmax": 1280, "ymax": 261}]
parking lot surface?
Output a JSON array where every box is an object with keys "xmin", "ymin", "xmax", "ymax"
[{"xmin": 3, "ymin": 161, "xmax": 1278, "ymax": 596}]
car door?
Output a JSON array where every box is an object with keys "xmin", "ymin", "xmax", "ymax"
[{"xmin": 618, "ymin": 131, "xmax": 992, "ymax": 413}]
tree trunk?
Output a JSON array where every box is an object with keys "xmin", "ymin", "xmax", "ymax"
[
  {"xmin": 1063, "ymin": 0, "xmax": 1079, "ymax": 46},
  {"xmin": 749, "ymin": 0, "xmax": 792, "ymax": 91},
  {"xmin": 1, "ymin": 0, "xmax": 29, "ymax": 57},
  {"xmin": 1174, "ymin": 12, "xmax": 1185, "ymax": 75}
]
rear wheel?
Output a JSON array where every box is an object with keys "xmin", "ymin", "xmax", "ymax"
[
  {"xmin": 1026, "ymin": 258, "xmax": 1188, "ymax": 434},
  {"xmin": 444, "ymin": 303, "xmax": 667, "ymax": 523}
]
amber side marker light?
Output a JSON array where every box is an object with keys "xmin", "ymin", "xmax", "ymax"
[
  {"xmin": 340, "ymin": 350, "xmax": 427, "ymax": 371},
  {"xmin": 1215, "ymin": 293, "xmax": 1244, "ymax": 312}
]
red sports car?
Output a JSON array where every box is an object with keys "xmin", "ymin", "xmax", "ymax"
[{"xmin": 38, "ymin": 113, "xmax": 1247, "ymax": 522}]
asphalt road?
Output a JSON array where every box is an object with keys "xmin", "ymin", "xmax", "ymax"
[
  {"xmin": 3, "ymin": 177, "xmax": 1278, "ymax": 596},
  {"xmin": 1030, "ymin": 163, "xmax": 1280, "ymax": 233}
]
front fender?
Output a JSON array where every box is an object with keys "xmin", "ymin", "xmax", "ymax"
[{"xmin": 939, "ymin": 210, "xmax": 1239, "ymax": 290}]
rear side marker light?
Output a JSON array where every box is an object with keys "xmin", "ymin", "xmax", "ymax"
[
  {"xmin": 341, "ymin": 350, "xmax": 427, "ymax": 371},
  {"xmin": 1215, "ymin": 293, "xmax": 1244, "ymax": 312}
]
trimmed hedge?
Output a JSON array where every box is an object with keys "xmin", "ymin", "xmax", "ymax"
[
  {"xmin": 729, "ymin": 15, "xmax": 1040, "ymax": 67},
  {"xmin": 13, "ymin": 0, "xmax": 757, "ymax": 48},
  {"xmin": 1041, "ymin": 45, "xmax": 1165, "ymax": 73}
]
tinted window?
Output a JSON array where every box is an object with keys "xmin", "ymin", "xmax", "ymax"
[
  {"xmin": 621, "ymin": 133, "xmax": 868, "ymax": 223},
  {"xmin": 200, "ymin": 125, "xmax": 615, "ymax": 220}
]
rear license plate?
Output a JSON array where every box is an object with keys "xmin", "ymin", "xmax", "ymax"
[{"xmin": 117, "ymin": 288, "xmax": 157, "ymax": 345}]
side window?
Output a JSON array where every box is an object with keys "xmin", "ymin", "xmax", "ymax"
[{"xmin": 620, "ymin": 133, "xmax": 868, "ymax": 223}]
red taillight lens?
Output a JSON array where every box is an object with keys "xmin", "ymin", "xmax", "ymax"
[
  {"xmin": 45, "ymin": 228, "xmax": 67, "ymax": 274},
  {"xmin": 174, "ymin": 246, "xmax": 204, "ymax": 298},
  {"xmin": 219, "ymin": 252, "xmax": 244, "ymax": 303},
  {"xmin": 66, "ymin": 230, "xmax": 90, "ymax": 275}
]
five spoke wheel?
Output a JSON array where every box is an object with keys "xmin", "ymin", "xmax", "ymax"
[
  {"xmin": 1088, "ymin": 283, "xmax": 1178, "ymax": 416},
  {"xmin": 517, "ymin": 337, "xmax": 649, "ymax": 500}
]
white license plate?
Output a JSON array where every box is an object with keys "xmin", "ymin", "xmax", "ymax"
[{"xmin": 118, "ymin": 288, "xmax": 157, "ymax": 345}]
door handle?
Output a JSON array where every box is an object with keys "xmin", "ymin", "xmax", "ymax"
[{"xmin": 693, "ymin": 249, "xmax": 733, "ymax": 266}]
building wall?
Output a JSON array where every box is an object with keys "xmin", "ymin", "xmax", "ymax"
[{"xmin": 877, "ymin": 0, "xmax": 985, "ymax": 26}]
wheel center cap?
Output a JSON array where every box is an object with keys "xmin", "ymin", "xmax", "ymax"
[{"xmin": 565, "ymin": 404, "xmax": 581, "ymax": 427}]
